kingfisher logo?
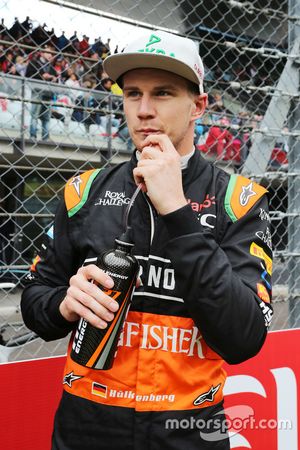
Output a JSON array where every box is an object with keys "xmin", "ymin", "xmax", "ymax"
[{"xmin": 95, "ymin": 190, "xmax": 130, "ymax": 206}]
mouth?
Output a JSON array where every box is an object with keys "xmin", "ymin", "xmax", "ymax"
[{"xmin": 136, "ymin": 129, "xmax": 162, "ymax": 136}]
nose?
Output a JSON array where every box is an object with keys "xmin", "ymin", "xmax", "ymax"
[{"xmin": 137, "ymin": 94, "xmax": 156, "ymax": 120}]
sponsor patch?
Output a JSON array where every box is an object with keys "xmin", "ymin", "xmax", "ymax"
[
  {"xmin": 92, "ymin": 382, "xmax": 108, "ymax": 398},
  {"xmin": 30, "ymin": 255, "xmax": 41, "ymax": 272},
  {"xmin": 225, "ymin": 174, "xmax": 267, "ymax": 222},
  {"xmin": 63, "ymin": 371, "xmax": 83, "ymax": 388},
  {"xmin": 257, "ymin": 283, "xmax": 270, "ymax": 303},
  {"xmin": 256, "ymin": 228, "xmax": 272, "ymax": 250},
  {"xmin": 65, "ymin": 169, "xmax": 101, "ymax": 218},
  {"xmin": 194, "ymin": 384, "xmax": 221, "ymax": 406},
  {"xmin": 197, "ymin": 213, "xmax": 216, "ymax": 229},
  {"xmin": 259, "ymin": 301, "xmax": 273, "ymax": 328},
  {"xmin": 94, "ymin": 190, "xmax": 130, "ymax": 207},
  {"xmin": 187, "ymin": 194, "xmax": 216, "ymax": 212},
  {"xmin": 259, "ymin": 208, "xmax": 270, "ymax": 221},
  {"xmin": 250, "ymin": 242, "xmax": 272, "ymax": 275},
  {"xmin": 260, "ymin": 263, "xmax": 272, "ymax": 290}
]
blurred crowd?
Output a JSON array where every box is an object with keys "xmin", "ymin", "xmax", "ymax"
[
  {"xmin": 0, "ymin": 17, "xmax": 288, "ymax": 166},
  {"xmin": 0, "ymin": 16, "xmax": 122, "ymax": 91},
  {"xmin": 196, "ymin": 90, "xmax": 288, "ymax": 169}
]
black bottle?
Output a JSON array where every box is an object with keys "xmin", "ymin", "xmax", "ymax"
[{"xmin": 70, "ymin": 230, "xmax": 139, "ymax": 370}]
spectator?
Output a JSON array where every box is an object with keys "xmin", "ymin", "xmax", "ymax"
[
  {"xmin": 65, "ymin": 72, "xmax": 82, "ymax": 101},
  {"xmin": 79, "ymin": 35, "xmax": 90, "ymax": 57},
  {"xmin": 30, "ymin": 23, "xmax": 50, "ymax": 46},
  {"xmin": 73, "ymin": 59, "xmax": 85, "ymax": 79},
  {"xmin": 101, "ymin": 45, "xmax": 109, "ymax": 60},
  {"xmin": 57, "ymin": 31, "xmax": 69, "ymax": 51},
  {"xmin": 1, "ymin": 50, "xmax": 14, "ymax": 73},
  {"xmin": 111, "ymin": 82, "xmax": 123, "ymax": 96},
  {"xmin": 96, "ymin": 76, "xmax": 120, "ymax": 132},
  {"xmin": 198, "ymin": 116, "xmax": 233, "ymax": 160},
  {"xmin": 21, "ymin": 16, "xmax": 32, "ymax": 36},
  {"xmin": 25, "ymin": 45, "xmax": 57, "ymax": 140},
  {"xmin": 53, "ymin": 56, "xmax": 67, "ymax": 83},
  {"xmin": 14, "ymin": 55, "xmax": 27, "ymax": 76},
  {"xmin": 194, "ymin": 117, "xmax": 208, "ymax": 145},
  {"xmin": 70, "ymin": 31, "xmax": 79, "ymax": 50},
  {"xmin": 207, "ymin": 91, "xmax": 225, "ymax": 122},
  {"xmin": 49, "ymin": 28, "xmax": 59, "ymax": 50},
  {"xmin": 84, "ymin": 51, "xmax": 103, "ymax": 84},
  {"xmin": 91, "ymin": 37, "xmax": 104, "ymax": 56},
  {"xmin": 0, "ymin": 18, "xmax": 8, "ymax": 39},
  {"xmin": 104, "ymin": 38, "xmax": 111, "ymax": 54},
  {"xmin": 8, "ymin": 17, "xmax": 22, "ymax": 40}
]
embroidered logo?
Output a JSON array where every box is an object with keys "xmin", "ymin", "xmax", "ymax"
[
  {"xmin": 239, "ymin": 182, "xmax": 256, "ymax": 207},
  {"xmin": 70, "ymin": 176, "xmax": 82, "ymax": 198},
  {"xmin": 95, "ymin": 190, "xmax": 130, "ymax": 206},
  {"xmin": 193, "ymin": 384, "xmax": 221, "ymax": 406},
  {"xmin": 63, "ymin": 371, "xmax": 83, "ymax": 388}
]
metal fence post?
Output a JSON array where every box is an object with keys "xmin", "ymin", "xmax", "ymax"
[
  {"xmin": 107, "ymin": 95, "xmax": 113, "ymax": 165},
  {"xmin": 288, "ymin": 0, "xmax": 300, "ymax": 327}
]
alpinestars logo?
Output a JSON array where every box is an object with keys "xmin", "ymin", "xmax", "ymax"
[
  {"xmin": 70, "ymin": 176, "xmax": 82, "ymax": 197},
  {"xmin": 193, "ymin": 383, "xmax": 221, "ymax": 406},
  {"xmin": 63, "ymin": 371, "xmax": 83, "ymax": 387},
  {"xmin": 239, "ymin": 182, "xmax": 256, "ymax": 206},
  {"xmin": 95, "ymin": 190, "xmax": 130, "ymax": 206}
]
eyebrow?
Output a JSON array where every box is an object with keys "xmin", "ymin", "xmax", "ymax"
[{"xmin": 123, "ymin": 84, "xmax": 178, "ymax": 92}]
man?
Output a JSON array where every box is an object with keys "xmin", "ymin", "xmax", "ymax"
[
  {"xmin": 21, "ymin": 30, "xmax": 273, "ymax": 449},
  {"xmin": 25, "ymin": 45, "xmax": 57, "ymax": 141}
]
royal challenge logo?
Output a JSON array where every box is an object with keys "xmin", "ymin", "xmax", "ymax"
[{"xmin": 95, "ymin": 190, "xmax": 131, "ymax": 207}]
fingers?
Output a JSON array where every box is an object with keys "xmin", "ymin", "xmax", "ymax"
[
  {"xmin": 78, "ymin": 265, "xmax": 114, "ymax": 289},
  {"xmin": 141, "ymin": 134, "xmax": 178, "ymax": 154},
  {"xmin": 60, "ymin": 264, "xmax": 119, "ymax": 329}
]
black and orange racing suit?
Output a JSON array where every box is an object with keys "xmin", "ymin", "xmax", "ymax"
[{"xmin": 21, "ymin": 150, "xmax": 273, "ymax": 450}]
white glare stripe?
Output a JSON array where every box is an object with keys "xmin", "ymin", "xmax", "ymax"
[
  {"xmin": 133, "ymin": 291, "xmax": 184, "ymax": 303},
  {"xmin": 84, "ymin": 257, "xmax": 97, "ymax": 263},
  {"xmin": 135, "ymin": 255, "xmax": 171, "ymax": 263}
]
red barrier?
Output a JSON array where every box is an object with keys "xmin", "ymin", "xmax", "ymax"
[
  {"xmin": 0, "ymin": 329, "xmax": 299, "ymax": 450},
  {"xmin": 0, "ymin": 356, "xmax": 66, "ymax": 450}
]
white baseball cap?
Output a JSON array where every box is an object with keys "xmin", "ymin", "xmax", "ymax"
[{"xmin": 103, "ymin": 30, "xmax": 205, "ymax": 94}]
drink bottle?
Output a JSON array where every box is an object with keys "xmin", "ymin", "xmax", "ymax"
[{"xmin": 70, "ymin": 228, "xmax": 139, "ymax": 370}]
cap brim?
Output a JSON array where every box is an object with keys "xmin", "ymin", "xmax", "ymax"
[{"xmin": 103, "ymin": 52, "xmax": 201, "ymax": 89}]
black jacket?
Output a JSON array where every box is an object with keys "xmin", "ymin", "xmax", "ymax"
[{"xmin": 21, "ymin": 150, "xmax": 273, "ymax": 450}]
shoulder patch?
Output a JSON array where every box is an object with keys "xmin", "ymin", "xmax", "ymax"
[
  {"xmin": 224, "ymin": 174, "xmax": 267, "ymax": 222},
  {"xmin": 65, "ymin": 169, "xmax": 101, "ymax": 217}
]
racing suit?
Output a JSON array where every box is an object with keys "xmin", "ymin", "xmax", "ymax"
[{"xmin": 21, "ymin": 149, "xmax": 273, "ymax": 450}]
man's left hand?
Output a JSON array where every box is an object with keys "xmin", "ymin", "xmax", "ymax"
[{"xmin": 133, "ymin": 134, "xmax": 187, "ymax": 215}]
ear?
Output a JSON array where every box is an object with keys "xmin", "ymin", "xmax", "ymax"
[{"xmin": 191, "ymin": 93, "xmax": 208, "ymax": 122}]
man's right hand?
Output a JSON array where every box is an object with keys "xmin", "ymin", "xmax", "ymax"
[{"xmin": 59, "ymin": 265, "xmax": 119, "ymax": 329}]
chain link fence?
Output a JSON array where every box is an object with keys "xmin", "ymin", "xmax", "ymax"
[{"xmin": 0, "ymin": 0, "xmax": 298, "ymax": 362}]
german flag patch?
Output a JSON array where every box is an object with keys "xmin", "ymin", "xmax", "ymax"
[
  {"xmin": 224, "ymin": 174, "xmax": 267, "ymax": 222},
  {"xmin": 64, "ymin": 169, "xmax": 101, "ymax": 217}
]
